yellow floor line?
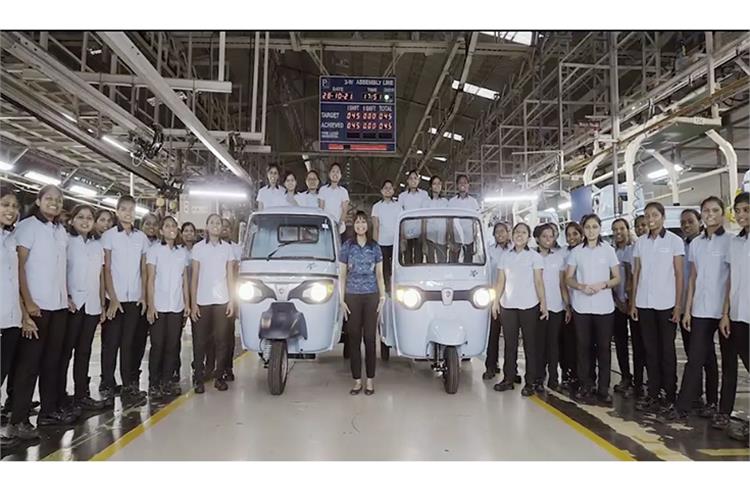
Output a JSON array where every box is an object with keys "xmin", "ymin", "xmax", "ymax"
[
  {"xmin": 697, "ymin": 448, "xmax": 750, "ymax": 457},
  {"xmin": 88, "ymin": 351, "xmax": 251, "ymax": 462},
  {"xmin": 530, "ymin": 396, "xmax": 636, "ymax": 461}
]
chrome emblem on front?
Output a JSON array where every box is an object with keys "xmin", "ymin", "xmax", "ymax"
[{"xmin": 441, "ymin": 289, "xmax": 454, "ymax": 306}]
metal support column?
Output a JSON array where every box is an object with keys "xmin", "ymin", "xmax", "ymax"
[{"xmin": 609, "ymin": 32, "xmax": 621, "ymax": 214}]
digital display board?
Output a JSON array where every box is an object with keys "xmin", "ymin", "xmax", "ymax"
[{"xmin": 319, "ymin": 76, "xmax": 396, "ymax": 152}]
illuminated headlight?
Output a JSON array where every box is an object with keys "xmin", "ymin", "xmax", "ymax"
[
  {"xmin": 471, "ymin": 287, "xmax": 493, "ymax": 309},
  {"xmin": 396, "ymin": 287, "xmax": 423, "ymax": 310},
  {"xmin": 301, "ymin": 282, "xmax": 333, "ymax": 304},
  {"xmin": 237, "ymin": 282, "xmax": 261, "ymax": 302}
]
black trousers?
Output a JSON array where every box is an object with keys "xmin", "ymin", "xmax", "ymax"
[
  {"xmin": 559, "ymin": 316, "xmax": 577, "ymax": 381},
  {"xmin": 346, "ymin": 293, "xmax": 378, "ymax": 379},
  {"xmin": 638, "ymin": 308, "xmax": 678, "ymax": 401},
  {"xmin": 59, "ymin": 308, "xmax": 99, "ymax": 399},
  {"xmin": 574, "ymin": 312, "xmax": 614, "ymax": 395},
  {"xmin": 485, "ymin": 315, "xmax": 501, "ymax": 372},
  {"xmin": 680, "ymin": 318, "xmax": 717, "ymax": 402},
  {"xmin": 1, "ymin": 327, "xmax": 21, "ymax": 386},
  {"xmin": 192, "ymin": 304, "xmax": 231, "ymax": 382},
  {"xmin": 149, "ymin": 312, "xmax": 183, "ymax": 387},
  {"xmin": 425, "ymin": 240, "xmax": 448, "ymax": 264},
  {"xmin": 380, "ymin": 245, "xmax": 393, "ymax": 290},
  {"xmin": 449, "ymin": 242, "xmax": 475, "ymax": 264},
  {"xmin": 501, "ymin": 306, "xmax": 540, "ymax": 385},
  {"xmin": 404, "ymin": 238, "xmax": 423, "ymax": 265},
  {"xmin": 100, "ymin": 301, "xmax": 140, "ymax": 388},
  {"xmin": 719, "ymin": 321, "xmax": 749, "ymax": 415},
  {"xmin": 223, "ymin": 314, "xmax": 236, "ymax": 374},
  {"xmin": 132, "ymin": 313, "xmax": 149, "ymax": 383},
  {"xmin": 629, "ymin": 318, "xmax": 647, "ymax": 389},
  {"xmin": 613, "ymin": 309, "xmax": 632, "ymax": 380},
  {"xmin": 676, "ymin": 317, "xmax": 721, "ymax": 411},
  {"xmin": 10, "ymin": 309, "xmax": 67, "ymax": 424},
  {"xmin": 538, "ymin": 311, "xmax": 564, "ymax": 384}
]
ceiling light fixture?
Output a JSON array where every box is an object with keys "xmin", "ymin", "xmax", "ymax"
[
  {"xmin": 428, "ymin": 127, "xmax": 464, "ymax": 142},
  {"xmin": 69, "ymin": 184, "xmax": 98, "ymax": 197},
  {"xmin": 483, "ymin": 194, "xmax": 538, "ymax": 203},
  {"xmin": 647, "ymin": 164, "xmax": 683, "ymax": 180},
  {"xmin": 451, "ymin": 80, "xmax": 498, "ymax": 100},
  {"xmin": 558, "ymin": 201, "xmax": 572, "ymax": 210},
  {"xmin": 188, "ymin": 188, "xmax": 248, "ymax": 200},
  {"xmin": 0, "ymin": 160, "xmax": 14, "ymax": 172},
  {"xmin": 24, "ymin": 170, "xmax": 61, "ymax": 186}
]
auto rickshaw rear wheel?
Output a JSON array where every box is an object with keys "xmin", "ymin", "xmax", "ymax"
[
  {"xmin": 268, "ymin": 340, "xmax": 288, "ymax": 395},
  {"xmin": 443, "ymin": 346, "xmax": 459, "ymax": 394},
  {"xmin": 380, "ymin": 341, "xmax": 390, "ymax": 361}
]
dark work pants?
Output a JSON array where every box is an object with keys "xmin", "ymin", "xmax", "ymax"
[
  {"xmin": 574, "ymin": 312, "xmax": 614, "ymax": 395},
  {"xmin": 676, "ymin": 317, "xmax": 721, "ymax": 411},
  {"xmin": 613, "ymin": 309, "xmax": 632, "ymax": 381},
  {"xmin": 224, "ymin": 314, "xmax": 236, "ymax": 374},
  {"xmin": 449, "ymin": 243, "xmax": 475, "ymax": 264},
  {"xmin": 425, "ymin": 240, "xmax": 448, "ymax": 264},
  {"xmin": 638, "ymin": 308, "xmax": 678, "ymax": 401},
  {"xmin": 132, "ymin": 313, "xmax": 149, "ymax": 384},
  {"xmin": 680, "ymin": 318, "xmax": 717, "ymax": 402},
  {"xmin": 485, "ymin": 315, "xmax": 501, "ymax": 373},
  {"xmin": 538, "ymin": 311, "xmax": 564, "ymax": 384},
  {"xmin": 380, "ymin": 245, "xmax": 393, "ymax": 291},
  {"xmin": 346, "ymin": 293, "xmax": 379, "ymax": 379},
  {"xmin": 100, "ymin": 302, "xmax": 140, "ymax": 388},
  {"xmin": 719, "ymin": 321, "xmax": 749, "ymax": 415},
  {"xmin": 501, "ymin": 306, "xmax": 540, "ymax": 385},
  {"xmin": 149, "ymin": 312, "xmax": 183, "ymax": 387},
  {"xmin": 1, "ymin": 327, "xmax": 21, "ymax": 387},
  {"xmin": 59, "ymin": 308, "xmax": 99, "ymax": 399},
  {"xmin": 630, "ymin": 318, "xmax": 647, "ymax": 389},
  {"xmin": 560, "ymin": 317, "xmax": 577, "ymax": 381},
  {"xmin": 192, "ymin": 304, "xmax": 230, "ymax": 382},
  {"xmin": 404, "ymin": 238, "xmax": 422, "ymax": 265},
  {"xmin": 10, "ymin": 309, "xmax": 67, "ymax": 424}
]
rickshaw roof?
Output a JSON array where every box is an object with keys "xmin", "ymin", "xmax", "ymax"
[
  {"xmin": 251, "ymin": 207, "xmax": 336, "ymax": 221},
  {"xmin": 398, "ymin": 207, "xmax": 482, "ymax": 220}
]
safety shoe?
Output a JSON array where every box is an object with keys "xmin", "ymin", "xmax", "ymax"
[
  {"xmin": 596, "ymin": 393, "xmax": 614, "ymax": 406},
  {"xmin": 224, "ymin": 369, "xmax": 235, "ymax": 382},
  {"xmin": 1, "ymin": 434, "xmax": 21, "ymax": 451},
  {"xmin": 37, "ymin": 409, "xmax": 77, "ymax": 427},
  {"xmin": 165, "ymin": 382, "xmax": 182, "ymax": 397},
  {"xmin": 98, "ymin": 384, "xmax": 116, "ymax": 399},
  {"xmin": 76, "ymin": 395, "xmax": 108, "ymax": 411},
  {"xmin": 148, "ymin": 385, "xmax": 163, "ymax": 401},
  {"xmin": 0, "ymin": 405, "xmax": 9, "ymax": 426},
  {"xmin": 521, "ymin": 384, "xmax": 535, "ymax": 397},
  {"xmin": 214, "ymin": 377, "xmax": 228, "ymax": 391},
  {"xmin": 635, "ymin": 396, "xmax": 660, "ymax": 413},
  {"xmin": 193, "ymin": 377, "xmax": 205, "ymax": 394},
  {"xmin": 727, "ymin": 421, "xmax": 749, "ymax": 444},
  {"xmin": 659, "ymin": 408, "xmax": 688, "ymax": 423},
  {"xmin": 711, "ymin": 413, "xmax": 731, "ymax": 430},
  {"xmin": 697, "ymin": 402, "xmax": 717, "ymax": 419},
  {"xmin": 6, "ymin": 421, "xmax": 40, "ymax": 441},
  {"xmin": 574, "ymin": 388, "xmax": 595, "ymax": 405},
  {"xmin": 482, "ymin": 370, "xmax": 496, "ymax": 380},
  {"xmin": 613, "ymin": 377, "xmax": 632, "ymax": 394},
  {"xmin": 493, "ymin": 380, "xmax": 515, "ymax": 392},
  {"xmin": 513, "ymin": 375, "xmax": 522, "ymax": 384},
  {"xmin": 534, "ymin": 381, "xmax": 546, "ymax": 394},
  {"xmin": 547, "ymin": 378, "xmax": 560, "ymax": 391}
]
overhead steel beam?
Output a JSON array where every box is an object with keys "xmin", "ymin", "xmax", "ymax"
[
  {"xmin": 11, "ymin": 68, "xmax": 233, "ymax": 93},
  {"xmin": 163, "ymin": 141, "xmax": 271, "ymax": 153},
  {"xmin": 97, "ymin": 31, "xmax": 251, "ymax": 183},
  {"xmin": 0, "ymin": 73, "xmax": 164, "ymax": 187},
  {"xmin": 159, "ymin": 128, "xmax": 263, "ymax": 141},
  {"xmin": 0, "ymin": 32, "xmax": 153, "ymax": 142},
  {"xmin": 170, "ymin": 35, "xmax": 530, "ymax": 57}
]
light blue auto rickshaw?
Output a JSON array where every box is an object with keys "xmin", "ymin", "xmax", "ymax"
[
  {"xmin": 236, "ymin": 207, "xmax": 343, "ymax": 395},
  {"xmin": 380, "ymin": 208, "xmax": 493, "ymax": 394}
]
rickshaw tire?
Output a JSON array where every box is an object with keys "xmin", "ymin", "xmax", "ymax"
[
  {"xmin": 381, "ymin": 342, "xmax": 390, "ymax": 361},
  {"xmin": 268, "ymin": 340, "xmax": 288, "ymax": 395},
  {"xmin": 443, "ymin": 346, "xmax": 459, "ymax": 395}
]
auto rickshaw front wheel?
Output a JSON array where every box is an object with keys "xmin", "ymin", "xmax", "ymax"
[
  {"xmin": 443, "ymin": 346, "xmax": 459, "ymax": 394},
  {"xmin": 268, "ymin": 340, "xmax": 288, "ymax": 395}
]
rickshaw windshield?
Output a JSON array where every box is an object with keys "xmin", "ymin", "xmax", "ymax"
[
  {"xmin": 244, "ymin": 214, "xmax": 336, "ymax": 261},
  {"xmin": 398, "ymin": 216, "xmax": 486, "ymax": 266}
]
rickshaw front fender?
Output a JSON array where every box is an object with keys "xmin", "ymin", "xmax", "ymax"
[{"xmin": 426, "ymin": 319, "xmax": 467, "ymax": 347}]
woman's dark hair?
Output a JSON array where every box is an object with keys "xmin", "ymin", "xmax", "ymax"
[
  {"xmin": 95, "ymin": 208, "xmax": 113, "ymax": 223},
  {"xmin": 565, "ymin": 221, "xmax": 584, "ymax": 250},
  {"xmin": 181, "ymin": 221, "xmax": 196, "ymax": 233},
  {"xmin": 700, "ymin": 195, "xmax": 725, "ymax": 214},
  {"xmin": 512, "ymin": 222, "xmax": 532, "ymax": 250},
  {"xmin": 534, "ymin": 223, "xmax": 557, "ymax": 251},
  {"xmin": 33, "ymin": 184, "xmax": 63, "ymax": 224},
  {"xmin": 306, "ymin": 170, "xmax": 321, "ymax": 192},
  {"xmin": 204, "ymin": 213, "xmax": 224, "ymax": 243},
  {"xmin": 456, "ymin": 174, "xmax": 469, "ymax": 184},
  {"xmin": 352, "ymin": 210, "xmax": 375, "ymax": 245},
  {"xmin": 580, "ymin": 213, "xmax": 604, "ymax": 246},
  {"xmin": 644, "ymin": 201, "xmax": 666, "ymax": 217},
  {"xmin": 428, "ymin": 175, "xmax": 443, "ymax": 199},
  {"xmin": 735, "ymin": 192, "xmax": 749, "ymax": 208},
  {"xmin": 68, "ymin": 204, "xmax": 98, "ymax": 239},
  {"xmin": 381, "ymin": 179, "xmax": 393, "ymax": 188},
  {"xmin": 406, "ymin": 169, "xmax": 419, "ymax": 185},
  {"xmin": 634, "ymin": 214, "xmax": 646, "ymax": 226},
  {"xmin": 282, "ymin": 170, "xmax": 297, "ymax": 194},
  {"xmin": 266, "ymin": 164, "xmax": 280, "ymax": 189},
  {"xmin": 0, "ymin": 182, "xmax": 19, "ymax": 231},
  {"xmin": 612, "ymin": 217, "xmax": 630, "ymax": 230},
  {"xmin": 681, "ymin": 208, "xmax": 701, "ymax": 222},
  {"xmin": 160, "ymin": 215, "xmax": 184, "ymax": 246}
]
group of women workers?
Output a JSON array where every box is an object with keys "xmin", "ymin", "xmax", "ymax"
[
  {"xmin": 483, "ymin": 193, "xmax": 748, "ymax": 442},
  {"xmin": 0, "ymin": 182, "xmax": 241, "ymax": 447}
]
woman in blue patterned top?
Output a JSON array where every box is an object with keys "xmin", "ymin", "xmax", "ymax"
[{"xmin": 339, "ymin": 211, "xmax": 386, "ymax": 396}]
